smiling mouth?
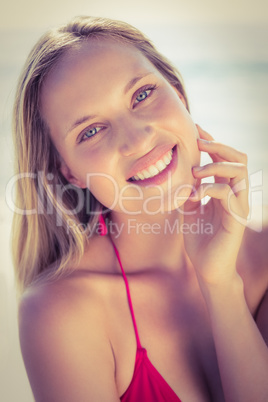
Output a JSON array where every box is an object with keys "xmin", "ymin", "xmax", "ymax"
[{"xmin": 129, "ymin": 147, "xmax": 174, "ymax": 182}]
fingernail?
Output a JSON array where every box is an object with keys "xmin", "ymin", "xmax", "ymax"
[
  {"xmin": 193, "ymin": 165, "xmax": 204, "ymax": 171},
  {"xmin": 197, "ymin": 138, "xmax": 210, "ymax": 144}
]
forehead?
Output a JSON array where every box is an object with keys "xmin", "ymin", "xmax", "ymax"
[
  {"xmin": 40, "ymin": 38, "xmax": 159, "ymax": 130},
  {"xmin": 41, "ymin": 38, "xmax": 157, "ymax": 99}
]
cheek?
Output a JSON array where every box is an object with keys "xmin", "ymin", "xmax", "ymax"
[
  {"xmin": 86, "ymin": 175, "xmax": 120, "ymax": 209},
  {"xmin": 65, "ymin": 144, "xmax": 115, "ymax": 181},
  {"xmin": 156, "ymin": 99, "xmax": 199, "ymax": 166},
  {"xmin": 153, "ymin": 89, "xmax": 195, "ymax": 134},
  {"xmin": 155, "ymin": 90, "xmax": 200, "ymax": 174}
]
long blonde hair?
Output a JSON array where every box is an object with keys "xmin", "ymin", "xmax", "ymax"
[{"xmin": 12, "ymin": 16, "xmax": 189, "ymax": 295}]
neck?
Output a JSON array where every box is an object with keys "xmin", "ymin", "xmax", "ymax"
[{"xmin": 106, "ymin": 209, "xmax": 188, "ymax": 274}]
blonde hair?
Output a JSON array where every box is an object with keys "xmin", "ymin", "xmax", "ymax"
[{"xmin": 12, "ymin": 15, "xmax": 189, "ymax": 295}]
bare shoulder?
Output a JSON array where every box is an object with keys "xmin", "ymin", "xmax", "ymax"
[
  {"xmin": 19, "ymin": 240, "xmax": 120, "ymax": 401},
  {"xmin": 19, "ymin": 271, "xmax": 107, "ymax": 337},
  {"xmin": 238, "ymin": 224, "xmax": 268, "ymax": 284},
  {"xmin": 237, "ymin": 223, "xmax": 268, "ymax": 313},
  {"xmin": 19, "ymin": 235, "xmax": 116, "ymax": 327},
  {"xmin": 236, "ymin": 224, "xmax": 268, "ymax": 344}
]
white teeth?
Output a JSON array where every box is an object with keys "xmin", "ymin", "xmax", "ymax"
[
  {"xmin": 148, "ymin": 165, "xmax": 159, "ymax": 176},
  {"xmin": 156, "ymin": 160, "xmax": 167, "ymax": 172},
  {"xmin": 143, "ymin": 170, "xmax": 151, "ymax": 179},
  {"xmin": 131, "ymin": 148, "xmax": 174, "ymax": 181},
  {"xmin": 163, "ymin": 155, "xmax": 171, "ymax": 165},
  {"xmin": 164, "ymin": 151, "xmax": 172, "ymax": 164}
]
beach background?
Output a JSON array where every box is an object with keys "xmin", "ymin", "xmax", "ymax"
[{"xmin": 1, "ymin": 0, "xmax": 268, "ymax": 400}]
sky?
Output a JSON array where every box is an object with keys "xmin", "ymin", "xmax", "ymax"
[
  {"xmin": 1, "ymin": 0, "xmax": 267, "ymax": 31},
  {"xmin": 1, "ymin": 0, "xmax": 267, "ymax": 78}
]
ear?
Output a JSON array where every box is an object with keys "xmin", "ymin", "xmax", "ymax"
[{"xmin": 60, "ymin": 160, "xmax": 86, "ymax": 189}]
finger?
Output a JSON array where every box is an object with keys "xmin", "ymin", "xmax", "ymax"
[
  {"xmin": 196, "ymin": 125, "xmax": 215, "ymax": 141},
  {"xmin": 189, "ymin": 182, "xmax": 249, "ymax": 223},
  {"xmin": 196, "ymin": 125, "xmax": 221, "ymax": 163},
  {"xmin": 197, "ymin": 139, "xmax": 248, "ymax": 165},
  {"xmin": 196, "ymin": 125, "xmax": 248, "ymax": 165},
  {"xmin": 193, "ymin": 162, "xmax": 248, "ymax": 184},
  {"xmin": 192, "ymin": 162, "xmax": 249, "ymax": 210}
]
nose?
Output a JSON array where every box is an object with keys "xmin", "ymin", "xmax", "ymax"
[{"xmin": 116, "ymin": 115, "xmax": 155, "ymax": 157}]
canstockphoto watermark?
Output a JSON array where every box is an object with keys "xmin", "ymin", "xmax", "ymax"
[
  {"xmin": 67, "ymin": 217, "xmax": 214, "ymax": 238},
  {"xmin": 5, "ymin": 171, "xmax": 86, "ymax": 216},
  {"xmin": 5, "ymin": 169, "xmax": 264, "ymax": 231},
  {"xmin": 230, "ymin": 169, "xmax": 263, "ymax": 232},
  {"xmin": 5, "ymin": 171, "xmax": 199, "ymax": 217}
]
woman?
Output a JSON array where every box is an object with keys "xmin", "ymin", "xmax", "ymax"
[{"xmin": 12, "ymin": 16, "xmax": 268, "ymax": 401}]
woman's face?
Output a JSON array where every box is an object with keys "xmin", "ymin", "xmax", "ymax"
[{"xmin": 41, "ymin": 39, "xmax": 200, "ymax": 215}]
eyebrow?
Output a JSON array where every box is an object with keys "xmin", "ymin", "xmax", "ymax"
[
  {"xmin": 123, "ymin": 72, "xmax": 152, "ymax": 94},
  {"xmin": 66, "ymin": 114, "xmax": 97, "ymax": 137},
  {"xmin": 66, "ymin": 72, "xmax": 153, "ymax": 137}
]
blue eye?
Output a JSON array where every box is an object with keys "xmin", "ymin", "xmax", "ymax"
[
  {"xmin": 85, "ymin": 127, "xmax": 98, "ymax": 137},
  {"xmin": 133, "ymin": 85, "xmax": 156, "ymax": 106},
  {"xmin": 80, "ymin": 126, "xmax": 102, "ymax": 142},
  {"xmin": 136, "ymin": 90, "xmax": 149, "ymax": 102}
]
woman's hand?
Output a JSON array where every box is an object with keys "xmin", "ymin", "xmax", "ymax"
[{"xmin": 184, "ymin": 125, "xmax": 249, "ymax": 285}]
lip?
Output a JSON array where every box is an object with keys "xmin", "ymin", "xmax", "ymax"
[
  {"xmin": 126, "ymin": 143, "xmax": 176, "ymax": 181},
  {"xmin": 127, "ymin": 145, "xmax": 178, "ymax": 187}
]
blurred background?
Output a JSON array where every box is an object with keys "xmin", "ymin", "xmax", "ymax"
[{"xmin": 1, "ymin": 0, "xmax": 267, "ymax": 400}]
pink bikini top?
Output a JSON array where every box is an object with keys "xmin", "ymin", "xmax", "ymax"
[{"xmin": 111, "ymin": 243, "xmax": 182, "ymax": 402}]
